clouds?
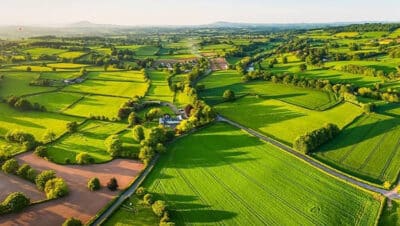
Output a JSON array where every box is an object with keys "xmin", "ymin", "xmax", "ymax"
[{"xmin": 0, "ymin": 0, "xmax": 399, "ymax": 25}]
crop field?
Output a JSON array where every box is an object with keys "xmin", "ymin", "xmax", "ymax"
[
  {"xmin": 63, "ymin": 95, "xmax": 129, "ymax": 118},
  {"xmin": 315, "ymin": 114, "xmax": 400, "ymax": 185},
  {"xmin": 106, "ymin": 123, "xmax": 382, "ymax": 225},
  {"xmin": 0, "ymin": 72, "xmax": 56, "ymax": 97},
  {"xmin": 0, "ymin": 103, "xmax": 81, "ymax": 141},
  {"xmin": 24, "ymin": 47, "xmax": 67, "ymax": 58},
  {"xmin": 58, "ymin": 51, "xmax": 87, "ymax": 59},
  {"xmin": 0, "ymin": 138, "xmax": 24, "ymax": 155},
  {"xmin": 145, "ymin": 70, "xmax": 174, "ymax": 102},
  {"xmin": 47, "ymin": 63, "xmax": 88, "ymax": 69},
  {"xmin": 86, "ymin": 71, "xmax": 145, "ymax": 82},
  {"xmin": 46, "ymin": 120, "xmax": 135, "ymax": 164},
  {"xmin": 26, "ymin": 91, "xmax": 84, "ymax": 112},
  {"xmin": 39, "ymin": 71, "xmax": 80, "ymax": 80},
  {"xmin": 389, "ymin": 28, "xmax": 400, "ymax": 38},
  {"xmin": 135, "ymin": 46, "xmax": 160, "ymax": 56},
  {"xmin": 11, "ymin": 65, "xmax": 53, "ymax": 72},
  {"xmin": 215, "ymin": 96, "xmax": 363, "ymax": 145},
  {"xmin": 199, "ymin": 70, "xmax": 337, "ymax": 109},
  {"xmin": 62, "ymin": 79, "xmax": 149, "ymax": 98}
]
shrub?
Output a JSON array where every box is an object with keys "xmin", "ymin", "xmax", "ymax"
[
  {"xmin": 75, "ymin": 152, "xmax": 94, "ymax": 164},
  {"xmin": 1, "ymin": 158, "xmax": 19, "ymax": 174},
  {"xmin": 155, "ymin": 143, "xmax": 166, "ymax": 153},
  {"xmin": 5, "ymin": 130, "xmax": 36, "ymax": 151},
  {"xmin": 16, "ymin": 164, "xmax": 37, "ymax": 182},
  {"xmin": 294, "ymin": 123, "xmax": 340, "ymax": 154},
  {"xmin": 35, "ymin": 170, "xmax": 56, "ymax": 191},
  {"xmin": 139, "ymin": 146, "xmax": 154, "ymax": 164},
  {"xmin": 152, "ymin": 200, "xmax": 167, "ymax": 217},
  {"xmin": 107, "ymin": 177, "xmax": 118, "ymax": 191},
  {"xmin": 44, "ymin": 178, "xmax": 69, "ymax": 199},
  {"xmin": 87, "ymin": 177, "xmax": 101, "ymax": 191},
  {"xmin": 42, "ymin": 130, "xmax": 56, "ymax": 143},
  {"xmin": 0, "ymin": 192, "xmax": 30, "ymax": 214},
  {"xmin": 104, "ymin": 135, "xmax": 123, "ymax": 157},
  {"xmin": 143, "ymin": 193, "xmax": 153, "ymax": 205},
  {"xmin": 136, "ymin": 187, "xmax": 146, "ymax": 197},
  {"xmin": 222, "ymin": 89, "xmax": 235, "ymax": 101},
  {"xmin": 128, "ymin": 112, "xmax": 139, "ymax": 126},
  {"xmin": 66, "ymin": 122, "xmax": 79, "ymax": 133},
  {"xmin": 34, "ymin": 146, "xmax": 47, "ymax": 157},
  {"xmin": 62, "ymin": 217, "xmax": 83, "ymax": 226},
  {"xmin": 132, "ymin": 125, "xmax": 145, "ymax": 142}
]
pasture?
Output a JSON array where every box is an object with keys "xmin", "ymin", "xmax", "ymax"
[
  {"xmin": 315, "ymin": 114, "xmax": 400, "ymax": 185},
  {"xmin": 24, "ymin": 47, "xmax": 67, "ymax": 58},
  {"xmin": 58, "ymin": 51, "xmax": 87, "ymax": 59},
  {"xmin": 199, "ymin": 70, "xmax": 337, "ymax": 109},
  {"xmin": 145, "ymin": 70, "xmax": 174, "ymax": 102},
  {"xmin": 215, "ymin": 96, "xmax": 363, "ymax": 145},
  {"xmin": 46, "ymin": 120, "xmax": 136, "ymax": 164},
  {"xmin": 26, "ymin": 91, "xmax": 84, "ymax": 112},
  {"xmin": 105, "ymin": 123, "xmax": 382, "ymax": 225},
  {"xmin": 47, "ymin": 63, "xmax": 88, "ymax": 69},
  {"xmin": 0, "ymin": 103, "xmax": 81, "ymax": 141},
  {"xmin": 86, "ymin": 71, "xmax": 145, "ymax": 82},
  {"xmin": 0, "ymin": 72, "xmax": 56, "ymax": 97}
]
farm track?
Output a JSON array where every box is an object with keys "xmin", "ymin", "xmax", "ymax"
[{"xmin": 217, "ymin": 115, "xmax": 400, "ymax": 199}]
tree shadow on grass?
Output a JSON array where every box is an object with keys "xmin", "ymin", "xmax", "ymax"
[{"xmin": 175, "ymin": 209, "xmax": 237, "ymax": 224}]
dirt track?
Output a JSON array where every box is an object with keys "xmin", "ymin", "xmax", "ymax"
[{"xmin": 0, "ymin": 153, "xmax": 144, "ymax": 226}]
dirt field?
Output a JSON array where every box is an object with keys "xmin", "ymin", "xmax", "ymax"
[
  {"xmin": 0, "ymin": 153, "xmax": 144, "ymax": 226},
  {"xmin": 210, "ymin": 57, "xmax": 228, "ymax": 71},
  {"xmin": 0, "ymin": 173, "xmax": 45, "ymax": 202}
]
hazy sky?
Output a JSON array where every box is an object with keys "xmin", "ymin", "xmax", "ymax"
[{"xmin": 1, "ymin": 0, "xmax": 399, "ymax": 25}]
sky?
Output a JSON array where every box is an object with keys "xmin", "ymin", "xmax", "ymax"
[{"xmin": 0, "ymin": 0, "xmax": 399, "ymax": 26}]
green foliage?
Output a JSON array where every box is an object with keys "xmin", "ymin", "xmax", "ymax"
[
  {"xmin": 42, "ymin": 130, "xmax": 56, "ymax": 143},
  {"xmin": 62, "ymin": 217, "xmax": 83, "ymax": 226},
  {"xmin": 5, "ymin": 129, "xmax": 37, "ymax": 151},
  {"xmin": 132, "ymin": 125, "xmax": 145, "ymax": 142},
  {"xmin": 35, "ymin": 170, "xmax": 56, "ymax": 191},
  {"xmin": 87, "ymin": 177, "xmax": 101, "ymax": 191},
  {"xmin": 222, "ymin": 89, "xmax": 235, "ymax": 101},
  {"xmin": 16, "ymin": 164, "xmax": 37, "ymax": 182},
  {"xmin": 34, "ymin": 146, "xmax": 47, "ymax": 158},
  {"xmin": 44, "ymin": 177, "xmax": 69, "ymax": 199},
  {"xmin": 0, "ymin": 192, "xmax": 30, "ymax": 215},
  {"xmin": 107, "ymin": 177, "xmax": 118, "ymax": 191},
  {"xmin": 136, "ymin": 187, "xmax": 147, "ymax": 197},
  {"xmin": 293, "ymin": 123, "xmax": 340, "ymax": 154},
  {"xmin": 152, "ymin": 200, "xmax": 167, "ymax": 217},
  {"xmin": 66, "ymin": 121, "xmax": 78, "ymax": 133},
  {"xmin": 128, "ymin": 112, "xmax": 139, "ymax": 126},
  {"xmin": 104, "ymin": 135, "xmax": 123, "ymax": 157},
  {"xmin": 75, "ymin": 152, "xmax": 95, "ymax": 164},
  {"xmin": 143, "ymin": 193, "xmax": 153, "ymax": 205},
  {"xmin": 1, "ymin": 158, "xmax": 19, "ymax": 174}
]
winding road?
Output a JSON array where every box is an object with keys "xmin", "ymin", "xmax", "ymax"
[{"xmin": 216, "ymin": 115, "xmax": 400, "ymax": 200}]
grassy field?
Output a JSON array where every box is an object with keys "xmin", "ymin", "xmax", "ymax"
[
  {"xmin": 24, "ymin": 47, "xmax": 67, "ymax": 58},
  {"xmin": 47, "ymin": 63, "xmax": 88, "ymax": 69},
  {"xmin": 0, "ymin": 103, "xmax": 81, "ymax": 141},
  {"xmin": 145, "ymin": 70, "xmax": 174, "ymax": 102},
  {"xmin": 215, "ymin": 96, "xmax": 363, "ymax": 145},
  {"xmin": 63, "ymin": 95, "xmax": 129, "ymax": 118},
  {"xmin": 199, "ymin": 70, "xmax": 337, "ymax": 110},
  {"xmin": 379, "ymin": 200, "xmax": 400, "ymax": 226},
  {"xmin": 0, "ymin": 72, "xmax": 56, "ymax": 98},
  {"xmin": 46, "ymin": 120, "xmax": 136, "ymax": 164},
  {"xmin": 105, "ymin": 123, "xmax": 382, "ymax": 225},
  {"xmin": 315, "ymin": 113, "xmax": 400, "ymax": 185},
  {"xmin": 86, "ymin": 71, "xmax": 145, "ymax": 82},
  {"xmin": 11, "ymin": 65, "xmax": 52, "ymax": 72},
  {"xmin": 62, "ymin": 79, "xmax": 148, "ymax": 98},
  {"xmin": 26, "ymin": 91, "xmax": 84, "ymax": 112},
  {"xmin": 39, "ymin": 71, "xmax": 81, "ymax": 80},
  {"xmin": 58, "ymin": 51, "xmax": 87, "ymax": 59},
  {"xmin": 0, "ymin": 138, "xmax": 24, "ymax": 156}
]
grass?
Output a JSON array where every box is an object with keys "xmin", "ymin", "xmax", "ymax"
[
  {"xmin": 0, "ymin": 72, "xmax": 55, "ymax": 98},
  {"xmin": 47, "ymin": 63, "xmax": 88, "ymax": 69},
  {"xmin": 26, "ymin": 91, "xmax": 84, "ymax": 112},
  {"xmin": 199, "ymin": 70, "xmax": 336, "ymax": 110},
  {"xmin": 11, "ymin": 65, "xmax": 52, "ymax": 72},
  {"xmin": 315, "ymin": 113, "xmax": 400, "ymax": 185},
  {"xmin": 105, "ymin": 123, "xmax": 382, "ymax": 225},
  {"xmin": 379, "ymin": 200, "xmax": 400, "ymax": 226},
  {"xmin": 46, "ymin": 120, "xmax": 137, "ymax": 164},
  {"xmin": 215, "ymin": 96, "xmax": 363, "ymax": 145},
  {"xmin": 0, "ymin": 103, "xmax": 82, "ymax": 141},
  {"xmin": 144, "ymin": 70, "xmax": 174, "ymax": 102},
  {"xmin": 24, "ymin": 47, "xmax": 67, "ymax": 58},
  {"xmin": 63, "ymin": 95, "xmax": 129, "ymax": 119},
  {"xmin": 135, "ymin": 46, "xmax": 160, "ymax": 56},
  {"xmin": 39, "ymin": 71, "xmax": 81, "ymax": 80},
  {"xmin": 58, "ymin": 51, "xmax": 87, "ymax": 59},
  {"xmin": 62, "ymin": 79, "xmax": 149, "ymax": 98},
  {"xmin": 0, "ymin": 138, "xmax": 24, "ymax": 156}
]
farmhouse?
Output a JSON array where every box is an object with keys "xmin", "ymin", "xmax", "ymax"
[{"xmin": 159, "ymin": 114, "xmax": 183, "ymax": 127}]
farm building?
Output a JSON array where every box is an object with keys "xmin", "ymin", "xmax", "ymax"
[{"xmin": 159, "ymin": 114, "xmax": 183, "ymax": 127}]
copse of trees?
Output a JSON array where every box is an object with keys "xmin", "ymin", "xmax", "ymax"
[
  {"xmin": 5, "ymin": 129, "xmax": 37, "ymax": 151},
  {"xmin": 66, "ymin": 122, "xmax": 78, "ymax": 133},
  {"xmin": 294, "ymin": 123, "xmax": 340, "ymax": 154},
  {"xmin": 75, "ymin": 152, "xmax": 95, "ymax": 164},
  {"xmin": 6, "ymin": 96, "xmax": 46, "ymax": 112},
  {"xmin": 35, "ymin": 170, "xmax": 56, "ymax": 191},
  {"xmin": 0, "ymin": 192, "xmax": 30, "ymax": 215},
  {"xmin": 104, "ymin": 135, "xmax": 123, "ymax": 157}
]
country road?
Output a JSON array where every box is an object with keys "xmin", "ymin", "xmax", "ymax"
[{"xmin": 216, "ymin": 115, "xmax": 400, "ymax": 199}]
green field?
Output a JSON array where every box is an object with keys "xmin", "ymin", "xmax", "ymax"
[
  {"xmin": 0, "ymin": 103, "xmax": 81, "ymax": 141},
  {"xmin": 26, "ymin": 91, "xmax": 84, "ymax": 112},
  {"xmin": 105, "ymin": 123, "xmax": 382, "ymax": 225},
  {"xmin": 24, "ymin": 47, "xmax": 67, "ymax": 58},
  {"xmin": 63, "ymin": 95, "xmax": 129, "ymax": 118},
  {"xmin": 62, "ymin": 79, "xmax": 148, "ymax": 98},
  {"xmin": 145, "ymin": 70, "xmax": 174, "ymax": 102},
  {"xmin": 47, "ymin": 120, "xmax": 137, "ymax": 164},
  {"xmin": 0, "ymin": 72, "xmax": 56, "ymax": 97},
  {"xmin": 199, "ymin": 70, "xmax": 337, "ymax": 110},
  {"xmin": 47, "ymin": 63, "xmax": 88, "ymax": 69},
  {"xmin": 87, "ymin": 71, "xmax": 145, "ymax": 82},
  {"xmin": 215, "ymin": 96, "xmax": 363, "ymax": 145},
  {"xmin": 315, "ymin": 114, "xmax": 400, "ymax": 185},
  {"xmin": 58, "ymin": 51, "xmax": 87, "ymax": 59}
]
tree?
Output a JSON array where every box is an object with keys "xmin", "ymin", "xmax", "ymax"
[
  {"xmin": 43, "ymin": 130, "xmax": 56, "ymax": 143},
  {"xmin": 152, "ymin": 200, "xmax": 167, "ymax": 217},
  {"xmin": 136, "ymin": 187, "xmax": 147, "ymax": 197},
  {"xmin": 155, "ymin": 143, "xmax": 166, "ymax": 153},
  {"xmin": 128, "ymin": 112, "xmax": 139, "ymax": 126},
  {"xmin": 132, "ymin": 125, "xmax": 145, "ymax": 142},
  {"xmin": 299, "ymin": 63, "xmax": 307, "ymax": 72},
  {"xmin": 107, "ymin": 177, "xmax": 118, "ymax": 191},
  {"xmin": 34, "ymin": 146, "xmax": 47, "ymax": 158},
  {"xmin": 62, "ymin": 218, "xmax": 83, "ymax": 226},
  {"xmin": 26, "ymin": 66, "xmax": 32, "ymax": 72},
  {"xmin": 1, "ymin": 192, "xmax": 30, "ymax": 213},
  {"xmin": 145, "ymin": 108, "xmax": 163, "ymax": 121},
  {"xmin": 146, "ymin": 127, "xmax": 166, "ymax": 146},
  {"xmin": 87, "ymin": 177, "xmax": 101, "ymax": 191},
  {"xmin": 1, "ymin": 158, "xmax": 19, "ymax": 174},
  {"xmin": 222, "ymin": 89, "xmax": 235, "ymax": 101},
  {"xmin": 143, "ymin": 193, "xmax": 153, "ymax": 205},
  {"xmin": 75, "ymin": 152, "xmax": 94, "ymax": 164},
  {"xmin": 35, "ymin": 170, "xmax": 56, "ymax": 191},
  {"xmin": 66, "ymin": 122, "xmax": 78, "ymax": 133},
  {"xmin": 139, "ymin": 146, "xmax": 154, "ymax": 164},
  {"xmin": 104, "ymin": 135, "xmax": 122, "ymax": 157},
  {"xmin": 44, "ymin": 178, "xmax": 69, "ymax": 199},
  {"xmin": 16, "ymin": 164, "xmax": 37, "ymax": 182},
  {"xmin": 282, "ymin": 56, "xmax": 288, "ymax": 64},
  {"xmin": 14, "ymin": 99, "xmax": 32, "ymax": 111}
]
